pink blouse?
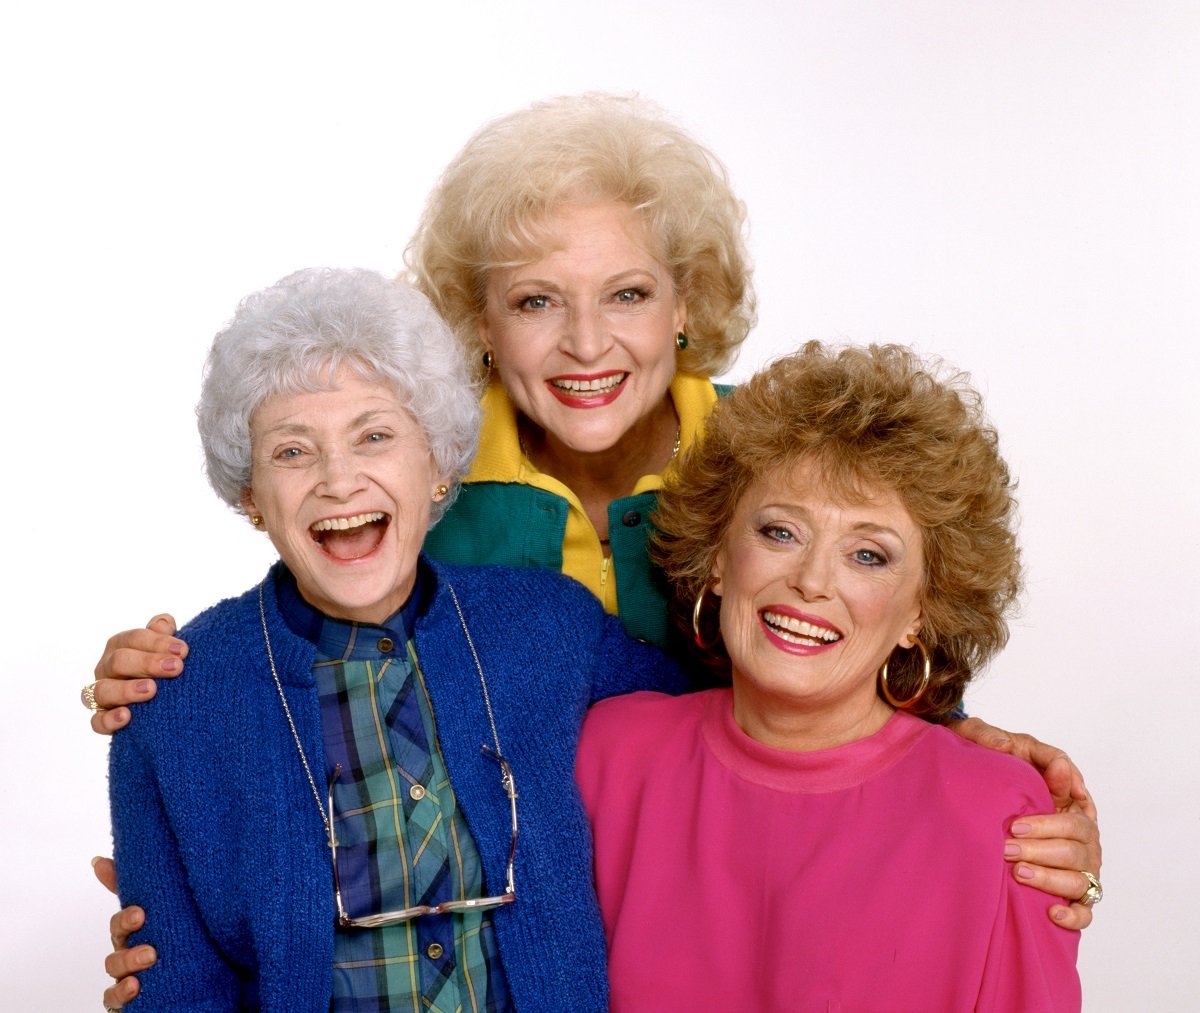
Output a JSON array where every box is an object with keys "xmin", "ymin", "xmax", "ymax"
[{"xmin": 577, "ymin": 689, "xmax": 1080, "ymax": 1012}]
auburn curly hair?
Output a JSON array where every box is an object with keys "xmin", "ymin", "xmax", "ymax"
[{"xmin": 651, "ymin": 342, "xmax": 1021, "ymax": 719}]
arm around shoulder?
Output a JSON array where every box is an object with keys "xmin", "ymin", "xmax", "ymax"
[
  {"xmin": 109, "ymin": 732, "xmax": 240, "ymax": 1010},
  {"xmin": 976, "ymin": 848, "xmax": 1082, "ymax": 1011},
  {"xmin": 591, "ymin": 610, "xmax": 686, "ymax": 702}
]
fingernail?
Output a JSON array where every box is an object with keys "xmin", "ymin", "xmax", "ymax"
[
  {"xmin": 1004, "ymin": 843, "xmax": 1020, "ymax": 858},
  {"xmin": 90, "ymin": 856, "xmax": 102, "ymax": 868},
  {"xmin": 1010, "ymin": 822, "xmax": 1031, "ymax": 836},
  {"xmin": 112, "ymin": 708, "xmax": 130, "ymax": 726},
  {"xmin": 160, "ymin": 658, "xmax": 180, "ymax": 674},
  {"xmin": 1016, "ymin": 864, "xmax": 1035, "ymax": 880},
  {"xmin": 138, "ymin": 947, "xmax": 154, "ymax": 966},
  {"xmin": 1053, "ymin": 908, "xmax": 1067, "ymax": 922},
  {"xmin": 169, "ymin": 641, "xmax": 185, "ymax": 655},
  {"xmin": 137, "ymin": 680, "xmax": 156, "ymax": 693}
]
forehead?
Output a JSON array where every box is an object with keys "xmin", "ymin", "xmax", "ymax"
[
  {"xmin": 503, "ymin": 199, "xmax": 666, "ymax": 268},
  {"xmin": 740, "ymin": 457, "xmax": 916, "ymax": 527},
  {"xmin": 251, "ymin": 368, "xmax": 412, "ymax": 430}
]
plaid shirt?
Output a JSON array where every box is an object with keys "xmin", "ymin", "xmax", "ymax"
[{"xmin": 278, "ymin": 568, "xmax": 511, "ymax": 1012}]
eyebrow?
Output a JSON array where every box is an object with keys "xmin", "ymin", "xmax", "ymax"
[
  {"xmin": 758, "ymin": 502, "xmax": 909, "ymax": 543},
  {"xmin": 500, "ymin": 266, "xmax": 662, "ymax": 292},
  {"xmin": 850, "ymin": 522, "xmax": 906, "ymax": 540},
  {"xmin": 259, "ymin": 407, "xmax": 398, "ymax": 437}
]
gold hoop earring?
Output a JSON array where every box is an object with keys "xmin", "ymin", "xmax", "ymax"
[
  {"xmin": 691, "ymin": 581, "xmax": 721, "ymax": 650},
  {"xmin": 434, "ymin": 484, "xmax": 449, "ymax": 500},
  {"xmin": 879, "ymin": 636, "xmax": 931, "ymax": 709},
  {"xmin": 482, "ymin": 350, "xmax": 494, "ymax": 371}
]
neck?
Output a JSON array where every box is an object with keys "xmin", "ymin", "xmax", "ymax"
[
  {"xmin": 730, "ymin": 677, "xmax": 896, "ymax": 752},
  {"xmin": 520, "ymin": 394, "xmax": 679, "ymax": 538}
]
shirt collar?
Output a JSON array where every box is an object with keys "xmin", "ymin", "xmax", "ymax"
[{"xmin": 274, "ymin": 559, "xmax": 433, "ymax": 659}]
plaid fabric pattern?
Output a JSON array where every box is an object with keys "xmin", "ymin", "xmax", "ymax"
[{"xmin": 278, "ymin": 570, "xmax": 511, "ymax": 1012}]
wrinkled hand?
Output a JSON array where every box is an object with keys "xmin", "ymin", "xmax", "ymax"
[
  {"xmin": 948, "ymin": 716, "xmax": 1101, "ymax": 930},
  {"xmin": 90, "ymin": 615, "xmax": 187, "ymax": 735},
  {"xmin": 93, "ymin": 856, "xmax": 156, "ymax": 1008}
]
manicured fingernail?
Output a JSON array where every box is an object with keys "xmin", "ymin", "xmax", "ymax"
[
  {"xmin": 90, "ymin": 856, "xmax": 103, "ymax": 868},
  {"xmin": 137, "ymin": 680, "xmax": 156, "ymax": 693},
  {"xmin": 112, "ymin": 708, "xmax": 130, "ymax": 726},
  {"xmin": 169, "ymin": 641, "xmax": 185, "ymax": 655},
  {"xmin": 1004, "ymin": 843, "xmax": 1020, "ymax": 858},
  {"xmin": 1016, "ymin": 864, "xmax": 1035, "ymax": 880},
  {"xmin": 160, "ymin": 658, "xmax": 180, "ymax": 674},
  {"xmin": 1053, "ymin": 908, "xmax": 1068, "ymax": 922},
  {"xmin": 1010, "ymin": 822, "xmax": 1031, "ymax": 836}
]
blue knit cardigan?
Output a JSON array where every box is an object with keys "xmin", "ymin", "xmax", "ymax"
[{"xmin": 109, "ymin": 558, "xmax": 685, "ymax": 1012}]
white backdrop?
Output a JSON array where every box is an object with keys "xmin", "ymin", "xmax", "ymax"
[{"xmin": 3, "ymin": 2, "xmax": 1197, "ymax": 1009}]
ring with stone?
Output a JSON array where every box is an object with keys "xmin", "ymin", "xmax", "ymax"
[
  {"xmin": 81, "ymin": 682, "xmax": 102, "ymax": 711},
  {"xmin": 1079, "ymin": 870, "xmax": 1103, "ymax": 907}
]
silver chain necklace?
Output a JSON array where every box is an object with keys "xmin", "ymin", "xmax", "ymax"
[{"xmin": 257, "ymin": 578, "xmax": 508, "ymax": 841}]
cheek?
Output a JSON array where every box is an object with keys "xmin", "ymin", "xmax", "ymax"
[{"xmin": 857, "ymin": 585, "xmax": 920, "ymax": 637}]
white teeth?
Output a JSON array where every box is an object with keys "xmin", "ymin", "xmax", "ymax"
[
  {"xmin": 310, "ymin": 512, "xmax": 385, "ymax": 533},
  {"xmin": 551, "ymin": 373, "xmax": 626, "ymax": 393},
  {"xmin": 762, "ymin": 611, "xmax": 841, "ymax": 644}
]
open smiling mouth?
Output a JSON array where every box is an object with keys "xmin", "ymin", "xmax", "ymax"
[
  {"xmin": 761, "ymin": 610, "xmax": 842, "ymax": 647},
  {"xmin": 310, "ymin": 512, "xmax": 389, "ymax": 561},
  {"xmin": 549, "ymin": 372, "xmax": 627, "ymax": 398}
]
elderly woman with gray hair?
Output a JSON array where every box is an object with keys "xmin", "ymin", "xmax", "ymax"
[{"xmin": 107, "ymin": 267, "xmax": 682, "ymax": 1011}]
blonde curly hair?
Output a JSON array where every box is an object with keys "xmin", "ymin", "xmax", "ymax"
[{"xmin": 406, "ymin": 93, "xmax": 755, "ymax": 380}]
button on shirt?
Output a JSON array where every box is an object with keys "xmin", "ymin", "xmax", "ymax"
[{"xmin": 276, "ymin": 566, "xmax": 511, "ymax": 1012}]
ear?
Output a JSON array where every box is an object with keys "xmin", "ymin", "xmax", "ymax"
[
  {"xmin": 432, "ymin": 471, "xmax": 452, "ymax": 501},
  {"xmin": 673, "ymin": 293, "xmax": 688, "ymax": 338},
  {"xmin": 476, "ymin": 314, "xmax": 492, "ymax": 351},
  {"xmin": 897, "ymin": 611, "xmax": 923, "ymax": 649},
  {"xmin": 239, "ymin": 488, "xmax": 259, "ymax": 518},
  {"xmin": 709, "ymin": 549, "xmax": 725, "ymax": 596}
]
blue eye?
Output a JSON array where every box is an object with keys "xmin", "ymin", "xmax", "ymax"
[
  {"xmin": 521, "ymin": 294, "xmax": 550, "ymax": 310},
  {"xmin": 760, "ymin": 525, "xmax": 793, "ymax": 543},
  {"xmin": 854, "ymin": 549, "xmax": 887, "ymax": 566},
  {"xmin": 615, "ymin": 288, "xmax": 646, "ymax": 303},
  {"xmin": 276, "ymin": 447, "xmax": 303, "ymax": 460}
]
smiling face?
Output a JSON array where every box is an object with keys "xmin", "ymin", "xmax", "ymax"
[
  {"xmin": 242, "ymin": 368, "xmax": 448, "ymax": 624},
  {"xmin": 711, "ymin": 458, "xmax": 926, "ymax": 748},
  {"xmin": 479, "ymin": 201, "xmax": 687, "ymax": 460}
]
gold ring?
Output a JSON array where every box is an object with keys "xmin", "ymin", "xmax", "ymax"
[
  {"xmin": 81, "ymin": 682, "xmax": 102, "ymax": 711},
  {"xmin": 1079, "ymin": 870, "xmax": 1103, "ymax": 907}
]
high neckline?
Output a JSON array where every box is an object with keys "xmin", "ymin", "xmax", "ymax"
[{"xmin": 699, "ymin": 689, "xmax": 931, "ymax": 793}]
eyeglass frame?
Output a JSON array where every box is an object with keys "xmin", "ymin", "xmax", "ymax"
[{"xmin": 326, "ymin": 745, "xmax": 518, "ymax": 929}]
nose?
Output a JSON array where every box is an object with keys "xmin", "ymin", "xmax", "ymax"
[
  {"xmin": 560, "ymin": 303, "xmax": 614, "ymax": 363},
  {"xmin": 316, "ymin": 447, "xmax": 367, "ymax": 500},
  {"xmin": 789, "ymin": 549, "xmax": 833, "ymax": 602}
]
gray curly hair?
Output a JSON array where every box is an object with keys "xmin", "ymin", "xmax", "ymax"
[{"xmin": 197, "ymin": 267, "xmax": 481, "ymax": 527}]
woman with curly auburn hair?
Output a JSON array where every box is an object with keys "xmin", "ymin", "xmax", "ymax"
[
  {"xmin": 656, "ymin": 342, "xmax": 1021, "ymax": 717},
  {"xmin": 577, "ymin": 343, "xmax": 1082, "ymax": 1010}
]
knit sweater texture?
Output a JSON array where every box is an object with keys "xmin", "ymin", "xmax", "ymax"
[{"xmin": 109, "ymin": 558, "xmax": 684, "ymax": 1012}]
